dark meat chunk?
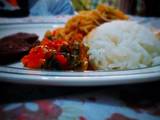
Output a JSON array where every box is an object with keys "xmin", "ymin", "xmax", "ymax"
[{"xmin": 0, "ymin": 32, "xmax": 40, "ymax": 64}]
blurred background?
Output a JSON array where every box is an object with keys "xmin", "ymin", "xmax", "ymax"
[
  {"xmin": 0, "ymin": 0, "xmax": 160, "ymax": 17},
  {"xmin": 72, "ymin": 0, "xmax": 160, "ymax": 16}
]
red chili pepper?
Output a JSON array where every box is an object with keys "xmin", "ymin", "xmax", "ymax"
[
  {"xmin": 41, "ymin": 38, "xmax": 55, "ymax": 49},
  {"xmin": 41, "ymin": 38, "xmax": 50, "ymax": 45},
  {"xmin": 55, "ymin": 54, "xmax": 68, "ymax": 66},
  {"xmin": 41, "ymin": 39, "xmax": 68, "ymax": 51},
  {"xmin": 27, "ymin": 58, "xmax": 45, "ymax": 69},
  {"xmin": 53, "ymin": 39, "xmax": 68, "ymax": 51},
  {"xmin": 22, "ymin": 47, "xmax": 46, "ymax": 69},
  {"xmin": 22, "ymin": 36, "xmax": 69, "ymax": 69}
]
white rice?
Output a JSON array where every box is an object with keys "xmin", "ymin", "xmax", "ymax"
[{"xmin": 83, "ymin": 20, "xmax": 160, "ymax": 70}]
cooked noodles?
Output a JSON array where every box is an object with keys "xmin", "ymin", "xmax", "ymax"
[{"xmin": 53, "ymin": 4, "xmax": 128, "ymax": 42}]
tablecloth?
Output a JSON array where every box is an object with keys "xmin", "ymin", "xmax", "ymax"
[{"xmin": 1, "ymin": 83, "xmax": 160, "ymax": 120}]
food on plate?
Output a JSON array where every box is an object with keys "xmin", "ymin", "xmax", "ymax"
[
  {"xmin": 22, "ymin": 33, "xmax": 88, "ymax": 70},
  {"xmin": 83, "ymin": 20, "xmax": 160, "ymax": 70},
  {"xmin": 21, "ymin": 4, "xmax": 160, "ymax": 71},
  {"xmin": 53, "ymin": 4, "xmax": 128, "ymax": 42},
  {"xmin": 22, "ymin": 4, "xmax": 128, "ymax": 70},
  {"xmin": 0, "ymin": 32, "xmax": 39, "ymax": 64}
]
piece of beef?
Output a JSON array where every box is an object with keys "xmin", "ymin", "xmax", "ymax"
[{"xmin": 0, "ymin": 32, "xmax": 40, "ymax": 64}]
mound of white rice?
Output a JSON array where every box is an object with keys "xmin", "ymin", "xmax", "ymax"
[{"xmin": 83, "ymin": 20, "xmax": 160, "ymax": 70}]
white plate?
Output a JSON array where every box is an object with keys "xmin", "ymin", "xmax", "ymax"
[{"xmin": 0, "ymin": 23, "xmax": 160, "ymax": 86}]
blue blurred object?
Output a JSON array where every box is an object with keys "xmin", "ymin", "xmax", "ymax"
[{"xmin": 29, "ymin": 0, "xmax": 74, "ymax": 16}]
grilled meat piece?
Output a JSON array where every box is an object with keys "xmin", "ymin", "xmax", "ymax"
[{"xmin": 0, "ymin": 32, "xmax": 39, "ymax": 64}]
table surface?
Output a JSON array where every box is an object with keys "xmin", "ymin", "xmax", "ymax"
[
  {"xmin": 1, "ymin": 16, "xmax": 160, "ymax": 120},
  {"xmin": 1, "ymin": 81, "xmax": 160, "ymax": 120}
]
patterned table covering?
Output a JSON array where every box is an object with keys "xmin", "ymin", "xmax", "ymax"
[
  {"xmin": 1, "ymin": 85, "xmax": 160, "ymax": 120},
  {"xmin": 0, "ymin": 16, "xmax": 160, "ymax": 120}
]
